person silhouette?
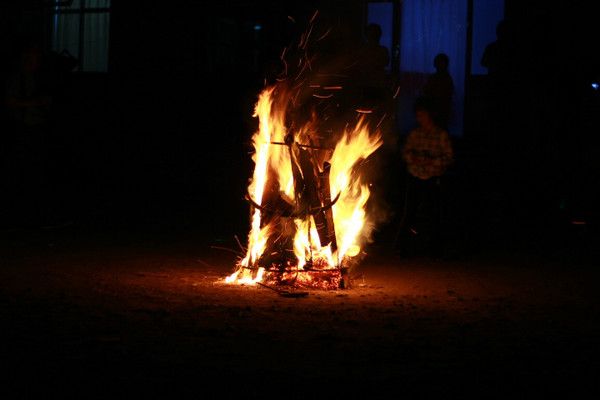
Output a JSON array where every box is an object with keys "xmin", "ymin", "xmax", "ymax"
[
  {"xmin": 422, "ymin": 53, "xmax": 454, "ymax": 129},
  {"xmin": 357, "ymin": 23, "xmax": 390, "ymax": 105},
  {"xmin": 5, "ymin": 43, "xmax": 51, "ymax": 128},
  {"xmin": 480, "ymin": 20, "xmax": 519, "ymax": 162},
  {"xmin": 3, "ymin": 42, "xmax": 54, "ymax": 225},
  {"xmin": 363, "ymin": 23, "xmax": 389, "ymax": 73},
  {"xmin": 481, "ymin": 20, "xmax": 516, "ymax": 83}
]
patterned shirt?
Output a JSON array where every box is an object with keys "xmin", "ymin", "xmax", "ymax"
[{"xmin": 403, "ymin": 127, "xmax": 453, "ymax": 180}]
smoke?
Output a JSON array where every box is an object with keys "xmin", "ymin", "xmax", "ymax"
[{"xmin": 269, "ymin": 10, "xmax": 395, "ymax": 249}]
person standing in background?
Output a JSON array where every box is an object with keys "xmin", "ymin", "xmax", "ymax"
[
  {"xmin": 3, "ymin": 42, "xmax": 53, "ymax": 225},
  {"xmin": 358, "ymin": 23, "xmax": 390, "ymax": 106},
  {"xmin": 422, "ymin": 53, "xmax": 454, "ymax": 130},
  {"xmin": 397, "ymin": 98, "xmax": 453, "ymax": 257}
]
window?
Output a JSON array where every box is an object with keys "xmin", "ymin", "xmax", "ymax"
[{"xmin": 51, "ymin": 0, "xmax": 111, "ymax": 72}]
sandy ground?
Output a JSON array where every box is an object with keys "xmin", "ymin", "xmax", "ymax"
[{"xmin": 1, "ymin": 230, "xmax": 599, "ymax": 398}]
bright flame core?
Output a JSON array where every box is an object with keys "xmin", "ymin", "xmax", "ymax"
[{"xmin": 226, "ymin": 86, "xmax": 382, "ymax": 287}]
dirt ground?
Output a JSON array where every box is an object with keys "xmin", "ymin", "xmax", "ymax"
[{"xmin": 1, "ymin": 229, "xmax": 599, "ymax": 398}]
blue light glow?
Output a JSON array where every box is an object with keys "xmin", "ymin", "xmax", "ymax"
[
  {"xmin": 254, "ymin": 24, "xmax": 262, "ymax": 31},
  {"xmin": 53, "ymin": 4, "xmax": 59, "ymax": 49},
  {"xmin": 592, "ymin": 82, "xmax": 599, "ymax": 90}
]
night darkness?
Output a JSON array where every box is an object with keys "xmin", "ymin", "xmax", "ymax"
[{"xmin": 1, "ymin": 0, "xmax": 599, "ymax": 397}]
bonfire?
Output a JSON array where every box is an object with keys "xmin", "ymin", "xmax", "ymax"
[{"xmin": 225, "ymin": 13, "xmax": 384, "ymax": 289}]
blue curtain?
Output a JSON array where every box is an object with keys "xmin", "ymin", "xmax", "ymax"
[
  {"xmin": 54, "ymin": 13, "xmax": 80, "ymax": 59},
  {"xmin": 83, "ymin": 12, "xmax": 110, "ymax": 72},
  {"xmin": 398, "ymin": 0, "xmax": 467, "ymax": 136}
]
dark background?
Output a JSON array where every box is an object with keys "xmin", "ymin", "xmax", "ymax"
[
  {"xmin": 0, "ymin": 1, "xmax": 365, "ymax": 239},
  {"xmin": 1, "ymin": 0, "xmax": 599, "ymax": 251}
]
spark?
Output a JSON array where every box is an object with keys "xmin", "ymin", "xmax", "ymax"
[
  {"xmin": 317, "ymin": 27, "xmax": 332, "ymax": 41},
  {"xmin": 301, "ymin": 25, "xmax": 314, "ymax": 50},
  {"xmin": 310, "ymin": 10, "xmax": 319, "ymax": 24},
  {"xmin": 305, "ymin": 55, "xmax": 313, "ymax": 72},
  {"xmin": 316, "ymin": 73, "xmax": 347, "ymax": 78},
  {"xmin": 376, "ymin": 113, "xmax": 387, "ymax": 128}
]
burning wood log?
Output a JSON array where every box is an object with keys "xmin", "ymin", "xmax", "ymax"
[{"xmin": 316, "ymin": 161, "xmax": 337, "ymax": 254}]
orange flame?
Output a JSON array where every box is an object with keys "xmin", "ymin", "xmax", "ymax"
[{"xmin": 226, "ymin": 86, "xmax": 382, "ymax": 286}]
